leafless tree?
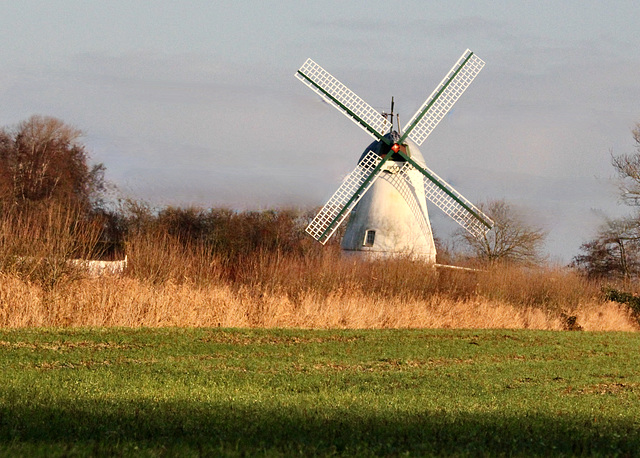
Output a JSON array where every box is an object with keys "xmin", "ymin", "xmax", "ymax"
[
  {"xmin": 572, "ymin": 216, "xmax": 640, "ymax": 280},
  {"xmin": 573, "ymin": 124, "xmax": 640, "ymax": 278},
  {"xmin": 611, "ymin": 123, "xmax": 640, "ymax": 206},
  {"xmin": 457, "ymin": 199, "xmax": 547, "ymax": 265},
  {"xmin": 0, "ymin": 115, "xmax": 105, "ymax": 209}
]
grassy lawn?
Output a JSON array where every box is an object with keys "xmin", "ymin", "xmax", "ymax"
[{"xmin": 0, "ymin": 328, "xmax": 639, "ymax": 456}]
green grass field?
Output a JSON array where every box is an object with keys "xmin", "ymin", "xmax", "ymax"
[{"xmin": 1, "ymin": 328, "xmax": 639, "ymax": 456}]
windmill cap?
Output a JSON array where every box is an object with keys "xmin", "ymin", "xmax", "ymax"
[{"xmin": 357, "ymin": 133, "xmax": 425, "ymax": 165}]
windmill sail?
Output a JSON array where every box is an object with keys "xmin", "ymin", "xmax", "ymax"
[
  {"xmin": 296, "ymin": 59, "xmax": 391, "ymax": 140},
  {"xmin": 401, "ymin": 49, "xmax": 484, "ymax": 146},
  {"xmin": 306, "ymin": 151, "xmax": 385, "ymax": 244},
  {"xmin": 402, "ymin": 155, "xmax": 493, "ymax": 237}
]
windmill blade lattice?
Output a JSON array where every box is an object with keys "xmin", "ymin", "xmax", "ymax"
[
  {"xmin": 402, "ymin": 50, "xmax": 484, "ymax": 146},
  {"xmin": 296, "ymin": 59, "xmax": 392, "ymax": 141},
  {"xmin": 306, "ymin": 151, "xmax": 384, "ymax": 244},
  {"xmin": 401, "ymin": 157, "xmax": 493, "ymax": 238}
]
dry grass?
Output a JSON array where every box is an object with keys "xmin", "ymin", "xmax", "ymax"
[
  {"xmin": 0, "ymin": 210, "xmax": 638, "ymax": 331},
  {"xmin": 0, "ymin": 203, "xmax": 102, "ymax": 289},
  {"xmin": 0, "ymin": 274, "xmax": 635, "ymax": 330}
]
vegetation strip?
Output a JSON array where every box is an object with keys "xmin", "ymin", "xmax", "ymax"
[{"xmin": 0, "ymin": 328, "xmax": 639, "ymax": 456}]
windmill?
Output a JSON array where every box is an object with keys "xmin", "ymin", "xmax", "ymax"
[{"xmin": 296, "ymin": 49, "xmax": 493, "ymax": 261}]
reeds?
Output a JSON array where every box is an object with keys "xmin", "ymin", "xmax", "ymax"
[
  {"xmin": 0, "ymin": 203, "xmax": 102, "ymax": 288},
  {"xmin": 0, "ymin": 206, "xmax": 637, "ymax": 331}
]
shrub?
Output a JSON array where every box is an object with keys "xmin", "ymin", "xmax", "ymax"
[{"xmin": 603, "ymin": 287, "xmax": 640, "ymax": 323}]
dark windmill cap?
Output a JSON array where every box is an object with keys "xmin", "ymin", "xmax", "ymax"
[{"xmin": 358, "ymin": 131, "xmax": 407, "ymax": 163}]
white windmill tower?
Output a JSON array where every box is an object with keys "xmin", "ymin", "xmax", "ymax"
[{"xmin": 296, "ymin": 49, "xmax": 493, "ymax": 261}]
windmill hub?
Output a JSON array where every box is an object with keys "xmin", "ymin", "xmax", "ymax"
[{"xmin": 359, "ymin": 133, "xmax": 409, "ymax": 164}]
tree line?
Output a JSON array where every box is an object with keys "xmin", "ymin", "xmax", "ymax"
[
  {"xmin": 0, "ymin": 116, "xmax": 328, "ymax": 260},
  {"xmin": 3, "ymin": 114, "xmax": 639, "ymax": 276}
]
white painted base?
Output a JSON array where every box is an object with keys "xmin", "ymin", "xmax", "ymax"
[{"xmin": 340, "ymin": 166, "xmax": 436, "ymax": 263}]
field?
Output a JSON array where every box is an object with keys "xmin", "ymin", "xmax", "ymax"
[
  {"xmin": 1, "ymin": 205, "xmax": 640, "ymax": 455},
  {"xmin": 1, "ymin": 328, "xmax": 639, "ymax": 456}
]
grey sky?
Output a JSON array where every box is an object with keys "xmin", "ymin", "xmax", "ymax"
[{"xmin": 1, "ymin": 1, "xmax": 639, "ymax": 262}]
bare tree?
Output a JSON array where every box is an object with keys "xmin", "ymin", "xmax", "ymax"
[
  {"xmin": 611, "ymin": 123, "xmax": 640, "ymax": 206},
  {"xmin": 572, "ymin": 216, "xmax": 640, "ymax": 279},
  {"xmin": 457, "ymin": 199, "xmax": 547, "ymax": 265},
  {"xmin": 572, "ymin": 123, "xmax": 640, "ymax": 279},
  {"xmin": 575, "ymin": 122, "xmax": 640, "ymax": 278},
  {"xmin": 0, "ymin": 115, "xmax": 105, "ymax": 209}
]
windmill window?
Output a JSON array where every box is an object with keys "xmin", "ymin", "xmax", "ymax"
[{"xmin": 363, "ymin": 230, "xmax": 376, "ymax": 247}]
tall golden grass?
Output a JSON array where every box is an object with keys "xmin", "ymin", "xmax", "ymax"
[
  {"xmin": 0, "ymin": 203, "xmax": 102, "ymax": 289},
  {"xmin": 0, "ymin": 205, "xmax": 637, "ymax": 331}
]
